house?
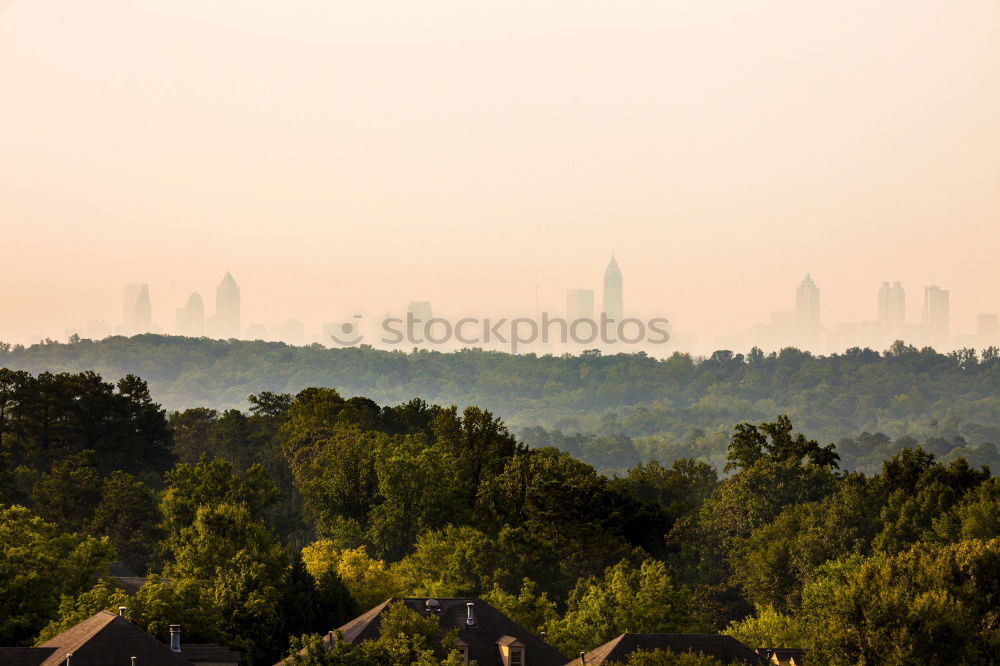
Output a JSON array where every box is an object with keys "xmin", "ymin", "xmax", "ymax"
[
  {"xmin": 0, "ymin": 610, "xmax": 240, "ymax": 666},
  {"xmin": 756, "ymin": 647, "xmax": 807, "ymax": 665},
  {"xmin": 567, "ymin": 633, "xmax": 763, "ymax": 665},
  {"xmin": 295, "ymin": 597, "xmax": 568, "ymax": 666}
]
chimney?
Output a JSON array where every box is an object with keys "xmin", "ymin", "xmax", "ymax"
[
  {"xmin": 118, "ymin": 606, "xmax": 127, "ymax": 618},
  {"xmin": 465, "ymin": 602, "xmax": 476, "ymax": 627},
  {"xmin": 169, "ymin": 625, "xmax": 181, "ymax": 653}
]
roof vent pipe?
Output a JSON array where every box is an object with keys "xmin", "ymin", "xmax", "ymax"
[
  {"xmin": 169, "ymin": 624, "xmax": 181, "ymax": 653},
  {"xmin": 131, "ymin": 658, "xmax": 137, "ymax": 666},
  {"xmin": 119, "ymin": 606, "xmax": 127, "ymax": 618},
  {"xmin": 465, "ymin": 602, "xmax": 476, "ymax": 626},
  {"xmin": 580, "ymin": 652, "xmax": 587, "ymax": 664}
]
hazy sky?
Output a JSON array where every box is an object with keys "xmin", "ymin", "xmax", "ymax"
[{"xmin": 2, "ymin": 0, "xmax": 998, "ymax": 347}]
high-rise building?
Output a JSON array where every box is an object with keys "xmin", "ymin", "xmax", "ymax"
[
  {"xmin": 602, "ymin": 255, "xmax": 623, "ymax": 321},
  {"xmin": 213, "ymin": 272, "xmax": 241, "ymax": 339},
  {"xmin": 123, "ymin": 283, "xmax": 152, "ymax": 334},
  {"xmin": 407, "ymin": 301, "xmax": 433, "ymax": 322},
  {"xmin": 878, "ymin": 281, "xmax": 906, "ymax": 333},
  {"xmin": 175, "ymin": 292, "xmax": 205, "ymax": 337},
  {"xmin": 922, "ymin": 285, "xmax": 950, "ymax": 346},
  {"xmin": 977, "ymin": 314, "xmax": 999, "ymax": 346},
  {"xmin": 566, "ymin": 289, "xmax": 595, "ymax": 322},
  {"xmin": 795, "ymin": 274, "xmax": 821, "ymax": 346}
]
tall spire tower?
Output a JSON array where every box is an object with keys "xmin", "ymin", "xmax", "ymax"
[
  {"xmin": 602, "ymin": 254, "xmax": 624, "ymax": 321},
  {"xmin": 214, "ymin": 271, "xmax": 241, "ymax": 339}
]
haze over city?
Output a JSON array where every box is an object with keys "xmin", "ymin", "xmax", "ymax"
[{"xmin": 2, "ymin": 0, "xmax": 998, "ymax": 352}]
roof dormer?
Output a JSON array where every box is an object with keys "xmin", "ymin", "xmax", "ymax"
[{"xmin": 498, "ymin": 635, "xmax": 526, "ymax": 666}]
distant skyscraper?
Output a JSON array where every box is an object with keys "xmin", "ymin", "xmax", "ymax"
[
  {"xmin": 977, "ymin": 314, "xmax": 999, "ymax": 345},
  {"xmin": 566, "ymin": 289, "xmax": 595, "ymax": 322},
  {"xmin": 922, "ymin": 285, "xmax": 950, "ymax": 346},
  {"xmin": 796, "ymin": 274, "xmax": 820, "ymax": 327},
  {"xmin": 123, "ymin": 283, "xmax": 152, "ymax": 334},
  {"xmin": 175, "ymin": 292, "xmax": 205, "ymax": 337},
  {"xmin": 214, "ymin": 272, "xmax": 241, "ymax": 339},
  {"xmin": 878, "ymin": 281, "xmax": 906, "ymax": 333},
  {"xmin": 602, "ymin": 255, "xmax": 623, "ymax": 321},
  {"xmin": 407, "ymin": 301, "xmax": 433, "ymax": 322},
  {"xmin": 795, "ymin": 274, "xmax": 821, "ymax": 346}
]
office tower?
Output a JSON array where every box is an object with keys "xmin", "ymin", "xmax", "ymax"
[
  {"xmin": 922, "ymin": 285, "xmax": 950, "ymax": 346},
  {"xmin": 214, "ymin": 272, "xmax": 241, "ymax": 339},
  {"xmin": 602, "ymin": 254, "xmax": 623, "ymax": 321},
  {"xmin": 123, "ymin": 283, "xmax": 152, "ymax": 334},
  {"xmin": 796, "ymin": 274, "xmax": 820, "ymax": 328},
  {"xmin": 407, "ymin": 301, "xmax": 433, "ymax": 322},
  {"xmin": 878, "ymin": 281, "xmax": 906, "ymax": 333},
  {"xmin": 276, "ymin": 318, "xmax": 305, "ymax": 345},
  {"xmin": 566, "ymin": 289, "xmax": 595, "ymax": 322},
  {"xmin": 175, "ymin": 292, "xmax": 205, "ymax": 337},
  {"xmin": 977, "ymin": 314, "xmax": 999, "ymax": 345},
  {"xmin": 795, "ymin": 274, "xmax": 821, "ymax": 347}
]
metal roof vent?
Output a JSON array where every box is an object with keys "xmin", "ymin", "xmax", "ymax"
[
  {"xmin": 425, "ymin": 599, "xmax": 441, "ymax": 613},
  {"xmin": 169, "ymin": 625, "xmax": 181, "ymax": 653}
]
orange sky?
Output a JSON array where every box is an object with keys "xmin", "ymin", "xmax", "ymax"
[{"xmin": 1, "ymin": 0, "xmax": 998, "ymax": 349}]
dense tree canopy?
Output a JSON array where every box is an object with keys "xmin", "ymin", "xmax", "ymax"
[
  {"xmin": 1, "ymin": 366, "xmax": 998, "ymax": 665},
  {"xmin": 5, "ymin": 336, "xmax": 1000, "ymax": 473}
]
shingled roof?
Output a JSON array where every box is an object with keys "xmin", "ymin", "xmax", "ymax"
[
  {"xmin": 332, "ymin": 597, "xmax": 568, "ymax": 666},
  {"xmin": 0, "ymin": 611, "xmax": 240, "ymax": 666},
  {"xmin": 568, "ymin": 633, "xmax": 763, "ymax": 665},
  {"xmin": 0, "ymin": 611, "xmax": 194, "ymax": 666}
]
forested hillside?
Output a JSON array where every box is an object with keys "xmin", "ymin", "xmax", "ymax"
[
  {"xmin": 3, "ymin": 336, "xmax": 1000, "ymax": 472},
  {"xmin": 1, "ymin": 369, "xmax": 997, "ymax": 665}
]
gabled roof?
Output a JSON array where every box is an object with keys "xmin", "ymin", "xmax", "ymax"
[
  {"xmin": 569, "ymin": 633, "xmax": 762, "ymax": 665},
  {"xmin": 33, "ymin": 610, "xmax": 194, "ymax": 666},
  {"xmin": 333, "ymin": 597, "xmax": 568, "ymax": 666},
  {"xmin": 0, "ymin": 647, "xmax": 57, "ymax": 666}
]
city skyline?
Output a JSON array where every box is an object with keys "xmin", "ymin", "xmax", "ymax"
[
  {"xmin": 23, "ymin": 258, "xmax": 1000, "ymax": 356},
  {"xmin": 2, "ymin": 1, "xmax": 998, "ymax": 354}
]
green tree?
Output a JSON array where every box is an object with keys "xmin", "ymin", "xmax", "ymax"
[
  {"xmin": 301, "ymin": 542, "xmax": 401, "ymax": 609},
  {"xmin": 0, "ymin": 505, "xmax": 115, "ymax": 645},
  {"xmin": 931, "ymin": 477, "xmax": 1000, "ymax": 542},
  {"xmin": 728, "ymin": 474, "xmax": 879, "ymax": 612},
  {"xmin": 482, "ymin": 578, "xmax": 558, "ymax": 636},
  {"xmin": 88, "ymin": 470, "xmax": 162, "ymax": 573},
  {"xmin": 30, "ymin": 450, "xmax": 103, "ymax": 532},
  {"xmin": 725, "ymin": 416, "xmax": 839, "ymax": 473},
  {"xmin": 724, "ymin": 606, "xmax": 807, "ymax": 653},
  {"xmin": 366, "ymin": 435, "xmax": 467, "ymax": 560},
  {"xmin": 803, "ymin": 539, "xmax": 1000, "ymax": 666},
  {"xmin": 545, "ymin": 559, "xmax": 707, "ymax": 656},
  {"xmin": 163, "ymin": 503, "xmax": 292, "ymax": 663},
  {"xmin": 160, "ymin": 456, "xmax": 280, "ymax": 542},
  {"xmin": 168, "ymin": 407, "xmax": 218, "ymax": 464},
  {"xmin": 393, "ymin": 526, "xmax": 501, "ymax": 597}
]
